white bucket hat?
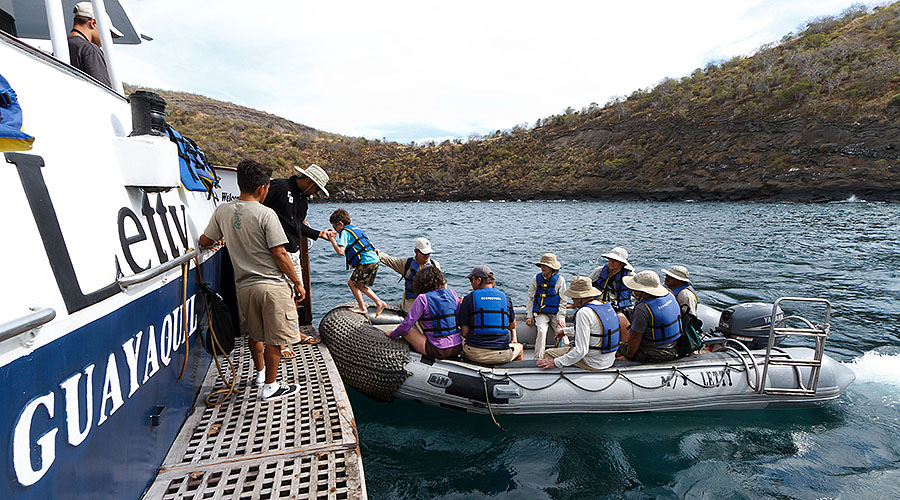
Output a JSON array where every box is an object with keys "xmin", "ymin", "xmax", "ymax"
[
  {"xmin": 294, "ymin": 164, "xmax": 330, "ymax": 197},
  {"xmin": 535, "ymin": 253, "xmax": 561, "ymax": 270},
  {"xmin": 601, "ymin": 247, "xmax": 630, "ymax": 267},
  {"xmin": 564, "ymin": 276, "xmax": 601, "ymax": 299},
  {"xmin": 414, "ymin": 237, "xmax": 434, "ymax": 254},
  {"xmin": 73, "ymin": 1, "xmax": 124, "ymax": 37},
  {"xmin": 623, "ymin": 270, "xmax": 669, "ymax": 297},
  {"xmin": 662, "ymin": 265, "xmax": 691, "ymax": 284}
]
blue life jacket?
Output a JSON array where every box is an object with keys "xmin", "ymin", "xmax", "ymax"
[
  {"xmin": 165, "ymin": 125, "xmax": 220, "ymax": 194},
  {"xmin": 466, "ymin": 288, "xmax": 511, "ymax": 350},
  {"xmin": 420, "ymin": 288, "xmax": 459, "ymax": 338},
  {"xmin": 636, "ymin": 293, "xmax": 683, "ymax": 346},
  {"xmin": 0, "ymin": 73, "xmax": 35, "ymax": 152},
  {"xmin": 533, "ymin": 272, "xmax": 561, "ymax": 314},
  {"xmin": 402, "ymin": 259, "xmax": 432, "ymax": 299},
  {"xmin": 669, "ymin": 284, "xmax": 697, "ymax": 313},
  {"xmin": 342, "ymin": 224, "xmax": 375, "ymax": 269},
  {"xmin": 573, "ymin": 302, "xmax": 621, "ymax": 354},
  {"xmin": 593, "ymin": 265, "xmax": 633, "ymax": 310}
]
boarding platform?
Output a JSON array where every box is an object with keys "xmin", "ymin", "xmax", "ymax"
[{"xmin": 143, "ymin": 328, "xmax": 366, "ymax": 499}]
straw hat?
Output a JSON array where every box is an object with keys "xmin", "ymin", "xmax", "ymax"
[
  {"xmin": 623, "ymin": 270, "xmax": 669, "ymax": 297},
  {"xmin": 662, "ymin": 265, "xmax": 691, "ymax": 284},
  {"xmin": 535, "ymin": 253, "xmax": 561, "ymax": 270},
  {"xmin": 564, "ymin": 276, "xmax": 601, "ymax": 298},
  {"xmin": 294, "ymin": 164, "xmax": 330, "ymax": 197},
  {"xmin": 601, "ymin": 247, "xmax": 630, "ymax": 267}
]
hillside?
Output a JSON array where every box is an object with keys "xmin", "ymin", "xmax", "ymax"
[{"xmin": 138, "ymin": 3, "xmax": 900, "ymax": 201}]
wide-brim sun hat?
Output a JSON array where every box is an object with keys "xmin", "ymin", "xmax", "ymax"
[
  {"xmin": 564, "ymin": 276, "xmax": 601, "ymax": 298},
  {"xmin": 295, "ymin": 164, "xmax": 330, "ymax": 197},
  {"xmin": 662, "ymin": 265, "xmax": 691, "ymax": 284},
  {"xmin": 535, "ymin": 253, "xmax": 561, "ymax": 270},
  {"xmin": 601, "ymin": 246, "xmax": 630, "ymax": 267},
  {"xmin": 623, "ymin": 270, "xmax": 669, "ymax": 297}
]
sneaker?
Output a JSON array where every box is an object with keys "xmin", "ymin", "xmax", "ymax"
[
  {"xmin": 261, "ymin": 383, "xmax": 299, "ymax": 401},
  {"xmin": 254, "ymin": 370, "xmax": 265, "ymax": 387}
]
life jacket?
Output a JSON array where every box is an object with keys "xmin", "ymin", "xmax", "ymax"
[
  {"xmin": 342, "ymin": 224, "xmax": 375, "ymax": 269},
  {"xmin": 165, "ymin": 125, "xmax": 220, "ymax": 195},
  {"xmin": 593, "ymin": 265, "xmax": 633, "ymax": 310},
  {"xmin": 636, "ymin": 293, "xmax": 683, "ymax": 346},
  {"xmin": 0, "ymin": 73, "xmax": 35, "ymax": 152},
  {"xmin": 466, "ymin": 287, "xmax": 511, "ymax": 350},
  {"xmin": 572, "ymin": 302, "xmax": 620, "ymax": 354},
  {"xmin": 670, "ymin": 284, "xmax": 697, "ymax": 312},
  {"xmin": 419, "ymin": 288, "xmax": 459, "ymax": 338},
  {"xmin": 533, "ymin": 272, "xmax": 561, "ymax": 314},
  {"xmin": 401, "ymin": 258, "xmax": 432, "ymax": 299}
]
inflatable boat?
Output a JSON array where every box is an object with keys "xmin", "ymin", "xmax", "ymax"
[{"xmin": 319, "ymin": 298, "xmax": 855, "ymax": 414}]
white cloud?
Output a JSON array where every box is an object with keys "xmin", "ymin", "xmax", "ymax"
[{"xmin": 116, "ymin": 0, "xmax": 886, "ymax": 142}]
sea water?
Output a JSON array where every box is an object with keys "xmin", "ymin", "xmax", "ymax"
[{"xmin": 303, "ymin": 201, "xmax": 900, "ymax": 499}]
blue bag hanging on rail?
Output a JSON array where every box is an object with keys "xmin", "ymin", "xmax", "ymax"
[
  {"xmin": 0, "ymin": 73, "xmax": 35, "ymax": 152},
  {"xmin": 166, "ymin": 124, "xmax": 220, "ymax": 194}
]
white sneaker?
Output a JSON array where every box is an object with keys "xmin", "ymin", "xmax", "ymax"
[
  {"xmin": 261, "ymin": 383, "xmax": 300, "ymax": 401},
  {"xmin": 254, "ymin": 370, "xmax": 265, "ymax": 387}
]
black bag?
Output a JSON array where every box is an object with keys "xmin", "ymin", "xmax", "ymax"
[
  {"xmin": 199, "ymin": 282, "xmax": 236, "ymax": 356},
  {"xmin": 677, "ymin": 307, "xmax": 704, "ymax": 358}
]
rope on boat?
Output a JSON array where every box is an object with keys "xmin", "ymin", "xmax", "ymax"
[
  {"xmin": 193, "ymin": 254, "xmax": 237, "ymax": 407},
  {"xmin": 479, "ymin": 372, "xmax": 505, "ymax": 431},
  {"xmin": 177, "ymin": 258, "xmax": 190, "ymax": 381},
  {"xmin": 319, "ymin": 304, "xmax": 411, "ymax": 402}
]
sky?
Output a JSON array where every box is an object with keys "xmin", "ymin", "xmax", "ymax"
[{"xmin": 115, "ymin": 0, "xmax": 887, "ymax": 144}]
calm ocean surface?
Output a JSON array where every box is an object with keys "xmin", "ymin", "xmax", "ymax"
[{"xmin": 303, "ymin": 201, "xmax": 900, "ymax": 499}]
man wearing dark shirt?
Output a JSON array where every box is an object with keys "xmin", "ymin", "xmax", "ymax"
[{"xmin": 67, "ymin": 2, "xmax": 121, "ymax": 87}]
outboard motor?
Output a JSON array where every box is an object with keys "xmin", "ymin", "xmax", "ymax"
[{"xmin": 716, "ymin": 302, "xmax": 784, "ymax": 349}]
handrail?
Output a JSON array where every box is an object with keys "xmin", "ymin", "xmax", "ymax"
[
  {"xmin": 0, "ymin": 308, "xmax": 56, "ymax": 343},
  {"xmin": 758, "ymin": 297, "xmax": 830, "ymax": 395},
  {"xmin": 118, "ymin": 249, "xmax": 199, "ymax": 289}
]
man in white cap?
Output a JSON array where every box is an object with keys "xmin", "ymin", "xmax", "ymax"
[
  {"xmin": 662, "ymin": 265, "xmax": 697, "ymax": 317},
  {"xmin": 537, "ymin": 276, "xmax": 626, "ymax": 371},
  {"xmin": 620, "ymin": 270, "xmax": 683, "ymax": 363},
  {"xmin": 589, "ymin": 247, "xmax": 635, "ymax": 317},
  {"xmin": 457, "ymin": 265, "xmax": 523, "ymax": 364},
  {"xmin": 525, "ymin": 253, "xmax": 567, "ymax": 360},
  {"xmin": 376, "ymin": 237, "xmax": 441, "ymax": 313},
  {"xmin": 67, "ymin": 1, "xmax": 122, "ymax": 86}
]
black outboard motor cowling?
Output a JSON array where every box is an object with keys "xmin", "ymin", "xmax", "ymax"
[{"xmin": 716, "ymin": 303, "xmax": 784, "ymax": 349}]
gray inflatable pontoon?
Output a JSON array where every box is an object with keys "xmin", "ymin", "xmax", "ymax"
[{"xmin": 318, "ymin": 297, "xmax": 855, "ymax": 414}]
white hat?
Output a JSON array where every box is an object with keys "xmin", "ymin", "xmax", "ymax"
[
  {"xmin": 414, "ymin": 237, "xmax": 433, "ymax": 254},
  {"xmin": 623, "ymin": 270, "xmax": 669, "ymax": 297},
  {"xmin": 601, "ymin": 247, "xmax": 630, "ymax": 266},
  {"xmin": 564, "ymin": 276, "xmax": 601, "ymax": 298},
  {"xmin": 535, "ymin": 253, "xmax": 561, "ymax": 270},
  {"xmin": 73, "ymin": 2, "xmax": 124, "ymax": 38},
  {"xmin": 294, "ymin": 164, "xmax": 329, "ymax": 197},
  {"xmin": 662, "ymin": 265, "xmax": 691, "ymax": 284}
]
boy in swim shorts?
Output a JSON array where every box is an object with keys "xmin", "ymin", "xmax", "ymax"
[{"xmin": 327, "ymin": 208, "xmax": 388, "ymax": 316}]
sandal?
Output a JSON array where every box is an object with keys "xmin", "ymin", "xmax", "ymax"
[
  {"xmin": 299, "ymin": 334, "xmax": 320, "ymax": 345},
  {"xmin": 280, "ymin": 346, "xmax": 296, "ymax": 358}
]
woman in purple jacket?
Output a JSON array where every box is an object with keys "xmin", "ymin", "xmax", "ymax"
[{"xmin": 386, "ymin": 267, "xmax": 463, "ymax": 359}]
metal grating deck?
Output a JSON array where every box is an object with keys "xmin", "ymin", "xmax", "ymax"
[{"xmin": 143, "ymin": 328, "xmax": 366, "ymax": 499}]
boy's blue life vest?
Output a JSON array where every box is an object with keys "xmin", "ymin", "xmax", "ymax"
[
  {"xmin": 342, "ymin": 224, "xmax": 375, "ymax": 269},
  {"xmin": 572, "ymin": 302, "xmax": 620, "ymax": 354},
  {"xmin": 533, "ymin": 272, "xmax": 561, "ymax": 314},
  {"xmin": 0, "ymin": 73, "xmax": 35, "ymax": 152},
  {"xmin": 593, "ymin": 265, "xmax": 633, "ymax": 310},
  {"xmin": 420, "ymin": 288, "xmax": 459, "ymax": 338},
  {"xmin": 669, "ymin": 284, "xmax": 697, "ymax": 310},
  {"xmin": 402, "ymin": 258, "xmax": 432, "ymax": 299},
  {"xmin": 165, "ymin": 125, "xmax": 220, "ymax": 195},
  {"xmin": 637, "ymin": 293, "xmax": 683, "ymax": 346},
  {"xmin": 466, "ymin": 287, "xmax": 511, "ymax": 350}
]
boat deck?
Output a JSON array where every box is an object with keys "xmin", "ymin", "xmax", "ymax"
[{"xmin": 142, "ymin": 327, "xmax": 366, "ymax": 499}]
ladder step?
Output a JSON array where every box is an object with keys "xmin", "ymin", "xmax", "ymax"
[
  {"xmin": 766, "ymin": 359, "xmax": 822, "ymax": 367},
  {"xmin": 763, "ymin": 388, "xmax": 817, "ymax": 396},
  {"xmin": 771, "ymin": 328, "xmax": 827, "ymax": 336}
]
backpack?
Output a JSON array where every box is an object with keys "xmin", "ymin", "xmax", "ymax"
[
  {"xmin": 199, "ymin": 282, "xmax": 236, "ymax": 356},
  {"xmin": 677, "ymin": 306, "xmax": 704, "ymax": 357}
]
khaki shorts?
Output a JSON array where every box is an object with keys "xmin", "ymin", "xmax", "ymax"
[
  {"xmin": 462, "ymin": 342, "xmax": 523, "ymax": 365},
  {"xmin": 544, "ymin": 346, "xmax": 601, "ymax": 371},
  {"xmin": 350, "ymin": 261, "xmax": 379, "ymax": 287},
  {"xmin": 237, "ymin": 281, "xmax": 300, "ymax": 346}
]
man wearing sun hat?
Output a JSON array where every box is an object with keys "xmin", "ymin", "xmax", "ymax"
[
  {"xmin": 67, "ymin": 1, "xmax": 124, "ymax": 86},
  {"xmin": 537, "ymin": 276, "xmax": 625, "ymax": 371},
  {"xmin": 589, "ymin": 246, "xmax": 635, "ymax": 317},
  {"xmin": 620, "ymin": 270, "xmax": 683, "ymax": 363},
  {"xmin": 525, "ymin": 253, "xmax": 567, "ymax": 360},
  {"xmin": 376, "ymin": 237, "xmax": 441, "ymax": 313},
  {"xmin": 662, "ymin": 265, "xmax": 697, "ymax": 317}
]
